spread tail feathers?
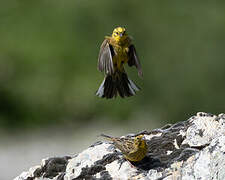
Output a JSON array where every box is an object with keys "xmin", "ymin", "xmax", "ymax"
[{"xmin": 96, "ymin": 72, "xmax": 140, "ymax": 99}]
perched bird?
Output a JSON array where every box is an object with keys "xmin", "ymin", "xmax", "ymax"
[
  {"xmin": 100, "ymin": 134, "xmax": 147, "ymax": 162},
  {"xmin": 96, "ymin": 27, "xmax": 143, "ymax": 99}
]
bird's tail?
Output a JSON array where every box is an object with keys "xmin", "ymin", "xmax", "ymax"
[
  {"xmin": 96, "ymin": 72, "xmax": 140, "ymax": 99},
  {"xmin": 99, "ymin": 134, "xmax": 113, "ymax": 139},
  {"xmin": 99, "ymin": 134, "xmax": 117, "ymax": 142}
]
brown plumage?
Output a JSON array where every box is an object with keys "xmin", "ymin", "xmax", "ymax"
[{"xmin": 100, "ymin": 134, "xmax": 147, "ymax": 162}]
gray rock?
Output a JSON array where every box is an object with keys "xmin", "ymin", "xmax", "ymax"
[
  {"xmin": 14, "ymin": 112, "xmax": 225, "ymax": 180},
  {"xmin": 14, "ymin": 156, "xmax": 71, "ymax": 180}
]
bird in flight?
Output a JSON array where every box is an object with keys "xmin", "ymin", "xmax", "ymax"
[{"xmin": 96, "ymin": 27, "xmax": 143, "ymax": 99}]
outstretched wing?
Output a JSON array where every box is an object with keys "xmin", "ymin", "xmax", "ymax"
[
  {"xmin": 128, "ymin": 45, "xmax": 143, "ymax": 77},
  {"xmin": 98, "ymin": 39, "xmax": 115, "ymax": 75}
]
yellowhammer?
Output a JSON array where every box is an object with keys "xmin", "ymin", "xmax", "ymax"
[
  {"xmin": 96, "ymin": 27, "xmax": 143, "ymax": 99},
  {"xmin": 100, "ymin": 134, "xmax": 147, "ymax": 162}
]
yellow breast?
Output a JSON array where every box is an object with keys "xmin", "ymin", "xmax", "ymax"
[
  {"xmin": 112, "ymin": 46, "xmax": 129, "ymax": 71},
  {"xmin": 124, "ymin": 146, "xmax": 147, "ymax": 162}
]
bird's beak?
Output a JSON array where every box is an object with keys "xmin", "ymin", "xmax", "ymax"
[{"xmin": 120, "ymin": 33, "xmax": 123, "ymax": 37}]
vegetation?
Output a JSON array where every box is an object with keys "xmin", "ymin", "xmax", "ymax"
[{"xmin": 1, "ymin": 1, "xmax": 224, "ymax": 129}]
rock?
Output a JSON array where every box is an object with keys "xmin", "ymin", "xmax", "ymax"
[
  {"xmin": 14, "ymin": 112, "xmax": 225, "ymax": 180},
  {"xmin": 14, "ymin": 156, "xmax": 71, "ymax": 180}
]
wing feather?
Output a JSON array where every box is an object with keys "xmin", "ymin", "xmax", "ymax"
[
  {"xmin": 98, "ymin": 39, "xmax": 114, "ymax": 75},
  {"xmin": 128, "ymin": 45, "xmax": 143, "ymax": 77}
]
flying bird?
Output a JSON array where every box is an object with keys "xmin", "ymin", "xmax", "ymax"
[{"xmin": 96, "ymin": 27, "xmax": 143, "ymax": 99}]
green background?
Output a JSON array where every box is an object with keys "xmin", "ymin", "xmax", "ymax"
[{"xmin": 1, "ymin": 0, "xmax": 225, "ymax": 130}]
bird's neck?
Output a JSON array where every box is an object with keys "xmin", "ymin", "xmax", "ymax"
[{"xmin": 108, "ymin": 36, "xmax": 131, "ymax": 47}]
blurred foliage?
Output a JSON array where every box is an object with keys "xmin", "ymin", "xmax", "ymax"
[{"xmin": 0, "ymin": 0, "xmax": 225, "ymax": 129}]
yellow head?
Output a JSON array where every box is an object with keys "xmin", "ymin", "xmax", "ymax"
[
  {"xmin": 134, "ymin": 135, "xmax": 147, "ymax": 149},
  {"xmin": 112, "ymin": 27, "xmax": 127, "ymax": 42}
]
